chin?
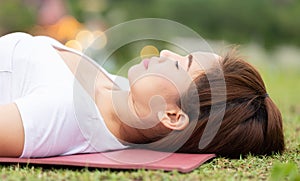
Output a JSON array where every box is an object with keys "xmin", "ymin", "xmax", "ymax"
[
  {"xmin": 127, "ymin": 65, "xmax": 139, "ymax": 85},
  {"xmin": 127, "ymin": 64, "xmax": 145, "ymax": 84},
  {"xmin": 127, "ymin": 66, "xmax": 135, "ymax": 81}
]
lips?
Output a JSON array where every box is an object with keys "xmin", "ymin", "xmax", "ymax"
[{"xmin": 142, "ymin": 59, "xmax": 150, "ymax": 69}]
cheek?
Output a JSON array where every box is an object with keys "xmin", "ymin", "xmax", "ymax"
[{"xmin": 130, "ymin": 76, "xmax": 179, "ymax": 107}]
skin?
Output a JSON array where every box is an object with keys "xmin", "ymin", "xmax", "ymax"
[
  {"xmin": 0, "ymin": 47, "xmax": 220, "ymax": 157},
  {"xmin": 0, "ymin": 103, "xmax": 24, "ymax": 157}
]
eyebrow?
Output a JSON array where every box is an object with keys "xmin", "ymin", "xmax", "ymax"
[{"xmin": 187, "ymin": 54, "xmax": 193, "ymax": 71}]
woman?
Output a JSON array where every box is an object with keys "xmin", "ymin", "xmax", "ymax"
[{"xmin": 0, "ymin": 32, "xmax": 284, "ymax": 158}]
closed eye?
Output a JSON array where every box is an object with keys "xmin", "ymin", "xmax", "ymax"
[{"xmin": 175, "ymin": 61, "xmax": 179, "ymax": 69}]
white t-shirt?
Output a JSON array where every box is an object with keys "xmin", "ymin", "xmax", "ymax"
[{"xmin": 0, "ymin": 32, "xmax": 128, "ymax": 158}]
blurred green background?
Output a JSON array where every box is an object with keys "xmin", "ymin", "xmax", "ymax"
[{"xmin": 1, "ymin": 0, "xmax": 300, "ymax": 48}]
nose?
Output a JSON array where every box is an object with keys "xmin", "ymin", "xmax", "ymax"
[
  {"xmin": 160, "ymin": 50, "xmax": 186, "ymax": 61},
  {"xmin": 160, "ymin": 50, "xmax": 181, "ymax": 59},
  {"xmin": 160, "ymin": 50, "xmax": 174, "ymax": 57}
]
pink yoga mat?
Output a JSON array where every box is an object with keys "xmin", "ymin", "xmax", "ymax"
[{"xmin": 0, "ymin": 149, "xmax": 215, "ymax": 173}]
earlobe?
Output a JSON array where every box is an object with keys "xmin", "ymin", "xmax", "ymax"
[
  {"xmin": 157, "ymin": 111, "xmax": 189, "ymax": 131},
  {"xmin": 157, "ymin": 111, "xmax": 165, "ymax": 121}
]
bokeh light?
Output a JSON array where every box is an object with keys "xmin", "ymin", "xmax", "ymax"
[{"xmin": 140, "ymin": 45, "xmax": 159, "ymax": 59}]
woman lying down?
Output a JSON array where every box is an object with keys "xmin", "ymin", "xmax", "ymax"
[{"xmin": 0, "ymin": 32, "xmax": 284, "ymax": 158}]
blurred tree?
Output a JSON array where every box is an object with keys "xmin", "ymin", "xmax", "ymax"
[
  {"xmin": 99, "ymin": 0, "xmax": 300, "ymax": 49},
  {"xmin": 0, "ymin": 0, "xmax": 35, "ymax": 34},
  {"xmin": 1, "ymin": 0, "xmax": 300, "ymax": 50}
]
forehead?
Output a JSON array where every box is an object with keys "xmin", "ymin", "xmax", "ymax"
[
  {"xmin": 188, "ymin": 52, "xmax": 222, "ymax": 78},
  {"xmin": 191, "ymin": 52, "xmax": 221, "ymax": 69}
]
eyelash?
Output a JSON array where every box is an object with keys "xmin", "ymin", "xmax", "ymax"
[{"xmin": 175, "ymin": 61, "xmax": 179, "ymax": 69}]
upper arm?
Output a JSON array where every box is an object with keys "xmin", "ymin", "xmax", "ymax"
[{"xmin": 0, "ymin": 103, "xmax": 24, "ymax": 157}]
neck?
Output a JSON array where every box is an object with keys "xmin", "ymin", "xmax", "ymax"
[
  {"xmin": 111, "ymin": 90, "xmax": 150, "ymax": 143},
  {"xmin": 96, "ymin": 89, "xmax": 169, "ymax": 144},
  {"xmin": 95, "ymin": 88, "xmax": 152, "ymax": 144}
]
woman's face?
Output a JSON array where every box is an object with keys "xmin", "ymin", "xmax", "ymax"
[{"xmin": 127, "ymin": 50, "xmax": 221, "ymax": 120}]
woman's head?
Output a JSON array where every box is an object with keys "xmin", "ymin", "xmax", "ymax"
[
  {"xmin": 128, "ymin": 48, "xmax": 284, "ymax": 158},
  {"xmin": 126, "ymin": 50, "xmax": 219, "ymax": 132}
]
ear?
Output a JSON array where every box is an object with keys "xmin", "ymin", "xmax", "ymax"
[{"xmin": 157, "ymin": 110, "xmax": 189, "ymax": 131}]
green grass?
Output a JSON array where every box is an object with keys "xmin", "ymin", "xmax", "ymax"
[{"xmin": 1, "ymin": 56, "xmax": 299, "ymax": 181}]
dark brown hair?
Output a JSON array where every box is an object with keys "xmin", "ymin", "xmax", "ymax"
[
  {"xmin": 143, "ymin": 49, "xmax": 285, "ymax": 158},
  {"xmin": 178, "ymin": 49, "xmax": 284, "ymax": 158}
]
